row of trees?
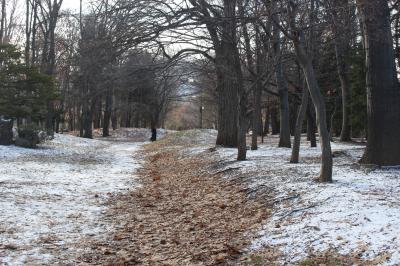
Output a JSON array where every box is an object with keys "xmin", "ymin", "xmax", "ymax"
[
  {"xmin": 0, "ymin": 0, "xmax": 57, "ymax": 132},
  {"xmin": 0, "ymin": 0, "xmax": 183, "ymax": 141},
  {"xmin": 1, "ymin": 0, "xmax": 400, "ymax": 183},
  {"xmin": 109, "ymin": 0, "xmax": 399, "ymax": 182}
]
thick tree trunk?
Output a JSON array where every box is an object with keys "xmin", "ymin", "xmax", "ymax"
[
  {"xmin": 215, "ymin": 65, "xmax": 239, "ymax": 147},
  {"xmin": 215, "ymin": 0, "xmax": 242, "ymax": 150},
  {"xmin": 357, "ymin": 0, "xmax": 400, "ymax": 165},
  {"xmin": 291, "ymin": 89, "xmax": 309, "ymax": 163}
]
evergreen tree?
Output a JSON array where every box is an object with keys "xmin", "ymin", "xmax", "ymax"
[{"xmin": 0, "ymin": 44, "xmax": 57, "ymax": 124}]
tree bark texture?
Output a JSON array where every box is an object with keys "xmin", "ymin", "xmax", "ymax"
[
  {"xmin": 291, "ymin": 89, "xmax": 309, "ymax": 163},
  {"xmin": 357, "ymin": 0, "xmax": 400, "ymax": 166}
]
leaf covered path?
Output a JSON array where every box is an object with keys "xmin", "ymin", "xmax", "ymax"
[{"xmin": 80, "ymin": 130, "xmax": 270, "ymax": 265}]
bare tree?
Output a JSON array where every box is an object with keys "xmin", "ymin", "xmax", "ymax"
[
  {"xmin": 326, "ymin": 0, "xmax": 354, "ymax": 141},
  {"xmin": 281, "ymin": 0, "xmax": 333, "ymax": 182}
]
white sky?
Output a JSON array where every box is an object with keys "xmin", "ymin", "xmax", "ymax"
[{"xmin": 62, "ymin": 0, "xmax": 86, "ymax": 12}]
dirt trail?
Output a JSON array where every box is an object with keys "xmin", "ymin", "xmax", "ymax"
[{"xmin": 79, "ymin": 130, "xmax": 270, "ymax": 265}]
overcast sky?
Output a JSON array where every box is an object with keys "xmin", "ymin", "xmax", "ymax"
[
  {"xmin": 62, "ymin": 0, "xmax": 80, "ymax": 10},
  {"xmin": 62, "ymin": 0, "xmax": 86, "ymax": 12}
]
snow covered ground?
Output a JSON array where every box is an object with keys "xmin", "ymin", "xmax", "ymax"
[
  {"xmin": 1, "ymin": 129, "xmax": 399, "ymax": 265},
  {"xmin": 0, "ymin": 133, "xmax": 143, "ymax": 265},
  {"xmin": 213, "ymin": 135, "xmax": 400, "ymax": 264}
]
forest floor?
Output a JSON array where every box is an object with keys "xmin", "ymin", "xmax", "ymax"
[{"xmin": 1, "ymin": 129, "xmax": 400, "ymax": 265}]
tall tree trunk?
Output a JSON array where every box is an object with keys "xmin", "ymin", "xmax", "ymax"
[
  {"xmin": 357, "ymin": 0, "xmax": 400, "ymax": 165},
  {"xmin": 264, "ymin": 106, "xmax": 270, "ymax": 136},
  {"xmin": 239, "ymin": 0, "xmax": 263, "ymax": 151},
  {"xmin": 251, "ymin": 27, "xmax": 263, "ymax": 150},
  {"xmin": 294, "ymin": 40, "xmax": 333, "ymax": 182},
  {"xmin": 290, "ymin": 102, "xmax": 298, "ymax": 136},
  {"xmin": 79, "ymin": 107, "xmax": 84, "ymax": 137},
  {"xmin": 31, "ymin": 2, "xmax": 37, "ymax": 65},
  {"xmin": 330, "ymin": 0, "xmax": 352, "ymax": 141},
  {"xmin": 43, "ymin": 1, "xmax": 63, "ymax": 135},
  {"xmin": 215, "ymin": 0, "xmax": 243, "ymax": 151},
  {"xmin": 238, "ymin": 74, "xmax": 247, "ymax": 160},
  {"xmin": 291, "ymin": 89, "xmax": 309, "ymax": 163},
  {"xmin": 307, "ymin": 102, "xmax": 317, "ymax": 147},
  {"xmin": 103, "ymin": 89, "xmax": 113, "ymax": 137},
  {"xmin": 25, "ymin": 0, "xmax": 30, "ymax": 65},
  {"xmin": 288, "ymin": 0, "xmax": 333, "ymax": 182},
  {"xmin": 273, "ymin": 22, "xmax": 291, "ymax": 148},
  {"xmin": 336, "ymin": 45, "xmax": 352, "ymax": 141},
  {"xmin": 0, "ymin": 0, "xmax": 5, "ymax": 44}
]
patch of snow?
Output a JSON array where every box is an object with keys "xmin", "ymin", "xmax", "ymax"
[
  {"xmin": 214, "ymin": 135, "xmax": 400, "ymax": 264},
  {"xmin": 0, "ymin": 133, "xmax": 143, "ymax": 265}
]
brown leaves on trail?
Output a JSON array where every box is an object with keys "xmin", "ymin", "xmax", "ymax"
[{"xmin": 80, "ymin": 142, "xmax": 270, "ymax": 265}]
